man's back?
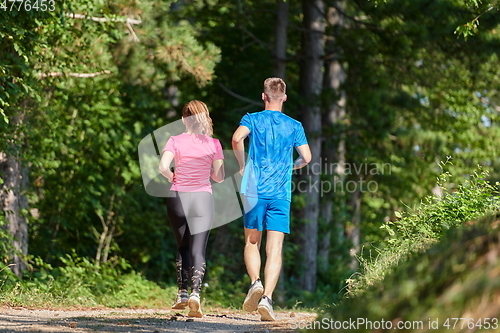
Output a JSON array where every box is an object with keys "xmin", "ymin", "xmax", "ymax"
[
  {"xmin": 240, "ymin": 110, "xmax": 307, "ymax": 201},
  {"xmin": 233, "ymin": 77, "xmax": 311, "ymax": 322}
]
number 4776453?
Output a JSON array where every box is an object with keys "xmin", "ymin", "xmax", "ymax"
[{"xmin": 1, "ymin": 0, "xmax": 55, "ymax": 11}]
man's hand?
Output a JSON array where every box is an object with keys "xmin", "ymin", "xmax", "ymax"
[
  {"xmin": 293, "ymin": 144, "xmax": 312, "ymax": 169},
  {"xmin": 232, "ymin": 126, "xmax": 250, "ymax": 175}
]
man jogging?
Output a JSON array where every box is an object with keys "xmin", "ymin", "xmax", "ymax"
[{"xmin": 232, "ymin": 77, "xmax": 311, "ymax": 321}]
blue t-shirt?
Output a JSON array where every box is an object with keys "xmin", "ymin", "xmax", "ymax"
[{"xmin": 240, "ymin": 110, "xmax": 308, "ymax": 201}]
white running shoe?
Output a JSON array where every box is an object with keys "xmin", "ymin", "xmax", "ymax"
[
  {"xmin": 258, "ymin": 295, "xmax": 276, "ymax": 321},
  {"xmin": 187, "ymin": 293, "xmax": 203, "ymax": 318},
  {"xmin": 242, "ymin": 278, "xmax": 264, "ymax": 312}
]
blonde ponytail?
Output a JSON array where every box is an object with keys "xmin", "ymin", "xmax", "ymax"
[{"xmin": 182, "ymin": 100, "xmax": 214, "ymax": 137}]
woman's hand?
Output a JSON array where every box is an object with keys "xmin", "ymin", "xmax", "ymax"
[
  {"xmin": 159, "ymin": 151, "xmax": 175, "ymax": 182},
  {"xmin": 211, "ymin": 159, "xmax": 225, "ymax": 183},
  {"xmin": 166, "ymin": 172, "xmax": 174, "ymax": 183}
]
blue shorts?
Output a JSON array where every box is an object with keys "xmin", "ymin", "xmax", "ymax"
[{"xmin": 243, "ymin": 196, "xmax": 291, "ymax": 234}]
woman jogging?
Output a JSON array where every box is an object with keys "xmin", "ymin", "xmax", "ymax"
[{"xmin": 159, "ymin": 100, "xmax": 225, "ymax": 318}]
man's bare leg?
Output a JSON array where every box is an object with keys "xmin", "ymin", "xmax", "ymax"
[
  {"xmin": 243, "ymin": 227, "xmax": 265, "ymax": 312},
  {"xmin": 263, "ymin": 230, "xmax": 284, "ymax": 299},
  {"xmin": 244, "ymin": 227, "xmax": 263, "ymax": 283}
]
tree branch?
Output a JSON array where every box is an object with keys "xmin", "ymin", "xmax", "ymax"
[
  {"xmin": 324, "ymin": 0, "xmax": 379, "ymax": 29},
  {"xmin": 218, "ymin": 83, "xmax": 262, "ymax": 106},
  {"xmin": 37, "ymin": 70, "xmax": 112, "ymax": 79},
  {"xmin": 233, "ymin": 103, "xmax": 257, "ymax": 113},
  {"xmin": 480, "ymin": 97, "xmax": 500, "ymax": 112},
  {"xmin": 66, "ymin": 13, "xmax": 141, "ymax": 25},
  {"xmin": 126, "ymin": 22, "xmax": 140, "ymax": 42},
  {"xmin": 237, "ymin": 25, "xmax": 273, "ymax": 52}
]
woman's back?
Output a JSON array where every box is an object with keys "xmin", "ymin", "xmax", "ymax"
[{"xmin": 164, "ymin": 133, "xmax": 223, "ymax": 193}]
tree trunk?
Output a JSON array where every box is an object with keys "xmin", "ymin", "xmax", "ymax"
[
  {"xmin": 297, "ymin": 0, "xmax": 325, "ymax": 292},
  {"xmin": 274, "ymin": 0, "xmax": 289, "ymax": 304},
  {"xmin": 94, "ymin": 185, "xmax": 123, "ymax": 265},
  {"xmin": 0, "ymin": 144, "xmax": 29, "ymax": 277},
  {"xmin": 274, "ymin": 0, "xmax": 289, "ymax": 79},
  {"xmin": 347, "ymin": 187, "xmax": 361, "ymax": 270},
  {"xmin": 319, "ymin": 1, "xmax": 346, "ymax": 273}
]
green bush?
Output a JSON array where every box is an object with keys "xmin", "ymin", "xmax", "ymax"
[
  {"xmin": 348, "ymin": 165, "xmax": 499, "ymax": 295},
  {"xmin": 0, "ymin": 213, "xmax": 14, "ymax": 264},
  {"xmin": 0, "ymin": 253, "xmax": 176, "ymax": 308},
  {"xmin": 310, "ymin": 213, "xmax": 500, "ymax": 333},
  {"xmin": 310, "ymin": 164, "xmax": 500, "ymax": 332},
  {"xmin": 383, "ymin": 166, "xmax": 499, "ymax": 244}
]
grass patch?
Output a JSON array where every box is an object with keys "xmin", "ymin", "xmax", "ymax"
[{"xmin": 0, "ymin": 254, "xmax": 177, "ymax": 309}]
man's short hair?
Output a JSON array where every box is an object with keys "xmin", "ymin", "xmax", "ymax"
[{"xmin": 263, "ymin": 77, "xmax": 286, "ymax": 100}]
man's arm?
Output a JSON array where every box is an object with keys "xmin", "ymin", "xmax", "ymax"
[
  {"xmin": 293, "ymin": 144, "xmax": 312, "ymax": 170},
  {"xmin": 232, "ymin": 125, "xmax": 250, "ymax": 175},
  {"xmin": 159, "ymin": 151, "xmax": 175, "ymax": 182}
]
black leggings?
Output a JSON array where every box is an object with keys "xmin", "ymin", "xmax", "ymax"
[{"xmin": 166, "ymin": 191, "xmax": 213, "ymax": 294}]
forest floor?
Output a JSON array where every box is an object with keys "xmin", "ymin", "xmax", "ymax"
[{"xmin": 0, "ymin": 306, "xmax": 317, "ymax": 332}]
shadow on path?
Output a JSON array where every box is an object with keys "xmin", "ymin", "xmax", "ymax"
[{"xmin": 0, "ymin": 307, "xmax": 316, "ymax": 333}]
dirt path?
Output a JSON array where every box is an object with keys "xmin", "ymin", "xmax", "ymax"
[{"xmin": 0, "ymin": 307, "xmax": 317, "ymax": 332}]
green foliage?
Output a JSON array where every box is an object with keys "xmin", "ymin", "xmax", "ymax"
[
  {"xmin": 370, "ymin": 0, "xmax": 499, "ymax": 39},
  {"xmin": 310, "ymin": 213, "xmax": 500, "ymax": 333},
  {"xmin": 342, "ymin": 0, "xmax": 500, "ymax": 245},
  {"xmin": 454, "ymin": 0, "xmax": 498, "ymax": 38},
  {"xmin": 0, "ymin": 214, "xmax": 14, "ymax": 263},
  {"xmin": 21, "ymin": 0, "xmax": 221, "ymax": 277},
  {"xmin": 454, "ymin": 19, "xmax": 481, "ymax": 39},
  {"xmin": 0, "ymin": 8, "xmax": 44, "ymax": 124},
  {"xmin": 348, "ymin": 165, "xmax": 499, "ymax": 296},
  {"xmin": 0, "ymin": 254, "xmax": 175, "ymax": 308},
  {"xmin": 2, "ymin": 0, "xmax": 221, "ymax": 292},
  {"xmin": 383, "ymin": 164, "xmax": 499, "ymax": 245},
  {"xmin": 202, "ymin": 263, "xmax": 247, "ymax": 309}
]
